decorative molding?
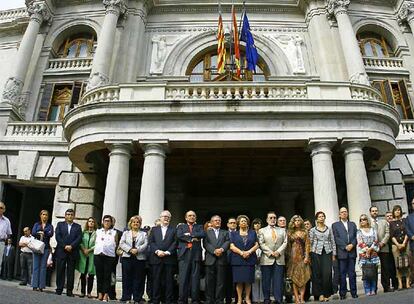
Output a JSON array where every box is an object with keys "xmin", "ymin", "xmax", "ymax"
[
  {"xmin": 103, "ymin": 0, "xmax": 127, "ymax": 17},
  {"xmin": 145, "ymin": 26, "xmax": 307, "ymax": 34},
  {"xmin": 327, "ymin": 0, "xmax": 350, "ymax": 17},
  {"xmin": 2, "ymin": 77, "xmax": 24, "ymax": 105},
  {"xmin": 86, "ymin": 72, "xmax": 110, "ymax": 91},
  {"xmin": 150, "ymin": 35, "xmax": 187, "ymax": 74},
  {"xmin": 349, "ymin": 72, "xmax": 370, "ymax": 87},
  {"xmin": 152, "ymin": 6, "xmax": 298, "ymax": 15},
  {"xmin": 398, "ymin": 1, "xmax": 414, "ymax": 25},
  {"xmin": 27, "ymin": 1, "xmax": 52, "ymax": 24}
]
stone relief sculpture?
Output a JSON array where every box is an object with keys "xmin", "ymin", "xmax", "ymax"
[
  {"xmin": 269, "ymin": 34, "xmax": 306, "ymax": 74},
  {"xmin": 150, "ymin": 35, "xmax": 180, "ymax": 74},
  {"xmin": 86, "ymin": 72, "xmax": 109, "ymax": 91},
  {"xmin": 2, "ymin": 77, "xmax": 23, "ymax": 104}
]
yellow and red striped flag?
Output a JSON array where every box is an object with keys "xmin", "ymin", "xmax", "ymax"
[
  {"xmin": 232, "ymin": 5, "xmax": 241, "ymax": 78},
  {"xmin": 217, "ymin": 10, "xmax": 226, "ymax": 74}
]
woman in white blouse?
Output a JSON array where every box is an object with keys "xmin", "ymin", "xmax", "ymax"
[
  {"xmin": 119, "ymin": 215, "xmax": 148, "ymax": 303},
  {"xmin": 94, "ymin": 215, "xmax": 118, "ymax": 302}
]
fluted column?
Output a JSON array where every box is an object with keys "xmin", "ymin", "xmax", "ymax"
[
  {"xmin": 103, "ymin": 141, "xmax": 132, "ymax": 230},
  {"xmin": 309, "ymin": 139, "xmax": 339, "ymax": 226},
  {"xmin": 327, "ymin": 0, "xmax": 370, "ymax": 86},
  {"xmin": 139, "ymin": 141, "xmax": 168, "ymax": 227},
  {"xmin": 343, "ymin": 140, "xmax": 371, "ymax": 224},
  {"xmin": 87, "ymin": 0, "xmax": 127, "ymax": 91},
  {"xmin": 2, "ymin": 1, "xmax": 51, "ymax": 106},
  {"xmin": 398, "ymin": 1, "xmax": 414, "ymax": 35}
]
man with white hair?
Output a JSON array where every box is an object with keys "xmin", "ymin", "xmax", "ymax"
[{"xmin": 0, "ymin": 201, "xmax": 12, "ymax": 276}]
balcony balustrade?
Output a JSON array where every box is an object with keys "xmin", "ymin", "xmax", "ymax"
[
  {"xmin": 4, "ymin": 121, "xmax": 64, "ymax": 142},
  {"xmin": 45, "ymin": 57, "xmax": 93, "ymax": 74}
]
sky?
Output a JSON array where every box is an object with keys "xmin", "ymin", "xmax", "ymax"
[{"xmin": 0, "ymin": 0, "xmax": 26, "ymax": 10}]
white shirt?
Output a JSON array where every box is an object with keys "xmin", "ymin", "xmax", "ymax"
[
  {"xmin": 0, "ymin": 215, "xmax": 12, "ymax": 240},
  {"xmin": 67, "ymin": 223, "xmax": 73, "ymax": 234},
  {"xmin": 19, "ymin": 235, "xmax": 34, "ymax": 253},
  {"xmin": 161, "ymin": 225, "xmax": 168, "ymax": 240},
  {"xmin": 341, "ymin": 219, "xmax": 348, "ymax": 232},
  {"xmin": 214, "ymin": 228, "xmax": 220, "ymax": 239},
  {"xmin": 94, "ymin": 228, "xmax": 117, "ymax": 257}
]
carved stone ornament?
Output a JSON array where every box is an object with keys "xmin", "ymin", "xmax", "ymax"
[
  {"xmin": 398, "ymin": 2, "xmax": 414, "ymax": 24},
  {"xmin": 2, "ymin": 77, "xmax": 24, "ymax": 105},
  {"xmin": 349, "ymin": 72, "xmax": 370, "ymax": 86},
  {"xmin": 150, "ymin": 35, "xmax": 183, "ymax": 75},
  {"xmin": 27, "ymin": 1, "xmax": 51, "ymax": 24},
  {"xmin": 86, "ymin": 72, "xmax": 110, "ymax": 91},
  {"xmin": 327, "ymin": 0, "xmax": 350, "ymax": 17},
  {"xmin": 103, "ymin": 0, "xmax": 127, "ymax": 16}
]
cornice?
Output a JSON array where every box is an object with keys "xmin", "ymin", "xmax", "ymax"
[{"xmin": 145, "ymin": 25, "xmax": 307, "ymax": 33}]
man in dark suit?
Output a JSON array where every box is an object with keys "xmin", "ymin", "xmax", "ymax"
[
  {"xmin": 149, "ymin": 210, "xmax": 177, "ymax": 304},
  {"xmin": 177, "ymin": 210, "xmax": 206, "ymax": 304},
  {"xmin": 1, "ymin": 238, "xmax": 15, "ymax": 280},
  {"xmin": 225, "ymin": 217, "xmax": 237, "ymax": 304},
  {"xmin": 204, "ymin": 215, "xmax": 230, "ymax": 304},
  {"xmin": 55, "ymin": 208, "xmax": 82, "ymax": 296},
  {"xmin": 332, "ymin": 207, "xmax": 358, "ymax": 300}
]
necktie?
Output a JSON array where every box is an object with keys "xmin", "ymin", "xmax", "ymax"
[
  {"xmin": 187, "ymin": 225, "xmax": 193, "ymax": 248},
  {"xmin": 271, "ymin": 227, "xmax": 276, "ymax": 241}
]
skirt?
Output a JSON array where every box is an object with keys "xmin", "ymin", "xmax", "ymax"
[{"xmin": 232, "ymin": 265, "xmax": 255, "ymax": 284}]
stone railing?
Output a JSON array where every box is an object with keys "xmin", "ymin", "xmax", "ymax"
[
  {"xmin": 45, "ymin": 57, "xmax": 93, "ymax": 73},
  {"xmin": 4, "ymin": 122, "xmax": 64, "ymax": 141},
  {"xmin": 0, "ymin": 7, "xmax": 28, "ymax": 22},
  {"xmin": 350, "ymin": 85, "xmax": 383, "ymax": 102},
  {"xmin": 79, "ymin": 86, "xmax": 120, "ymax": 105},
  {"xmin": 165, "ymin": 83, "xmax": 308, "ymax": 100},
  {"xmin": 363, "ymin": 57, "xmax": 404, "ymax": 69},
  {"xmin": 398, "ymin": 120, "xmax": 414, "ymax": 140}
]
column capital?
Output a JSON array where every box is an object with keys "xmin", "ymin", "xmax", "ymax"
[
  {"xmin": 327, "ymin": 0, "xmax": 350, "ymax": 18},
  {"xmin": 308, "ymin": 138, "xmax": 337, "ymax": 157},
  {"xmin": 139, "ymin": 140, "xmax": 169, "ymax": 158},
  {"xmin": 1, "ymin": 77, "xmax": 24, "ymax": 106},
  {"xmin": 27, "ymin": 1, "xmax": 52, "ymax": 24},
  {"xmin": 341, "ymin": 138, "xmax": 368, "ymax": 156},
  {"xmin": 103, "ymin": 0, "xmax": 128, "ymax": 17},
  {"xmin": 105, "ymin": 140, "xmax": 133, "ymax": 157},
  {"xmin": 398, "ymin": 1, "xmax": 414, "ymax": 24}
]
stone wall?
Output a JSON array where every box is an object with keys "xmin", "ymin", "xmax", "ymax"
[{"xmin": 368, "ymin": 153, "xmax": 414, "ymax": 216}]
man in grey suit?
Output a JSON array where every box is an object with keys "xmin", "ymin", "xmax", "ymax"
[
  {"xmin": 204, "ymin": 215, "xmax": 230, "ymax": 304},
  {"xmin": 258, "ymin": 212, "xmax": 287, "ymax": 304},
  {"xmin": 369, "ymin": 206, "xmax": 393, "ymax": 292}
]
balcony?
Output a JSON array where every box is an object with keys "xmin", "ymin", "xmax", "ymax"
[
  {"xmin": 363, "ymin": 56, "xmax": 408, "ymax": 75},
  {"xmin": 44, "ymin": 57, "xmax": 93, "ymax": 75},
  {"xmin": 0, "ymin": 7, "xmax": 28, "ymax": 23},
  {"xmin": 4, "ymin": 121, "xmax": 64, "ymax": 141}
]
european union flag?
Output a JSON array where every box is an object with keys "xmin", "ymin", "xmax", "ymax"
[{"xmin": 240, "ymin": 13, "xmax": 258, "ymax": 72}]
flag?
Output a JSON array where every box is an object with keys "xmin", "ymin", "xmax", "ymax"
[
  {"xmin": 217, "ymin": 9, "xmax": 226, "ymax": 74},
  {"xmin": 240, "ymin": 12, "xmax": 258, "ymax": 72},
  {"xmin": 232, "ymin": 5, "xmax": 241, "ymax": 77}
]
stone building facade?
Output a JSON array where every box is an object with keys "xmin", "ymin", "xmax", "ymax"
[{"xmin": 0, "ymin": 0, "xmax": 414, "ymax": 254}]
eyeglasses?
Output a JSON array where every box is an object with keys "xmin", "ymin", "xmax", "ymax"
[
  {"xmin": 360, "ymin": 218, "xmax": 368, "ymax": 221},
  {"xmin": 268, "ymin": 216, "xmax": 276, "ymax": 219}
]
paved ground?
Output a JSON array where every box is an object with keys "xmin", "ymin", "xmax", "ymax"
[{"xmin": 0, "ymin": 279, "xmax": 413, "ymax": 304}]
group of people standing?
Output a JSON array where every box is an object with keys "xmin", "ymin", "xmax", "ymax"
[{"xmin": 1, "ymin": 198, "xmax": 414, "ymax": 304}]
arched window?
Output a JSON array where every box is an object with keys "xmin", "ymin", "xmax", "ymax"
[
  {"xmin": 357, "ymin": 32, "xmax": 393, "ymax": 58},
  {"xmin": 187, "ymin": 48, "xmax": 268, "ymax": 82},
  {"xmin": 58, "ymin": 34, "xmax": 95, "ymax": 58}
]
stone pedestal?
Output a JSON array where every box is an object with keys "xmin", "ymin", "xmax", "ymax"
[
  {"xmin": 327, "ymin": 0, "xmax": 370, "ymax": 86},
  {"xmin": 309, "ymin": 139, "xmax": 339, "ymax": 226},
  {"xmin": 87, "ymin": 0, "xmax": 127, "ymax": 90},
  {"xmin": 343, "ymin": 140, "xmax": 371, "ymax": 224},
  {"xmin": 139, "ymin": 141, "xmax": 168, "ymax": 227},
  {"xmin": 102, "ymin": 141, "xmax": 132, "ymax": 230}
]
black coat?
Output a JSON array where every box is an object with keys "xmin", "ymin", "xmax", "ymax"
[
  {"xmin": 55, "ymin": 221, "xmax": 82, "ymax": 259},
  {"xmin": 148, "ymin": 225, "xmax": 177, "ymax": 265},
  {"xmin": 176, "ymin": 223, "xmax": 206, "ymax": 261},
  {"xmin": 332, "ymin": 220, "xmax": 357, "ymax": 260},
  {"xmin": 204, "ymin": 228, "xmax": 230, "ymax": 266}
]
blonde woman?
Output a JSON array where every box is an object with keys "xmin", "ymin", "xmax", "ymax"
[
  {"xmin": 119, "ymin": 215, "xmax": 148, "ymax": 303},
  {"xmin": 287, "ymin": 215, "xmax": 311, "ymax": 304}
]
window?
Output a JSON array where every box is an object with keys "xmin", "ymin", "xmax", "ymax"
[
  {"xmin": 187, "ymin": 49, "xmax": 268, "ymax": 82},
  {"xmin": 372, "ymin": 79, "xmax": 413, "ymax": 119},
  {"xmin": 357, "ymin": 32, "xmax": 393, "ymax": 58},
  {"xmin": 38, "ymin": 82, "xmax": 85, "ymax": 121},
  {"xmin": 58, "ymin": 35, "xmax": 95, "ymax": 58}
]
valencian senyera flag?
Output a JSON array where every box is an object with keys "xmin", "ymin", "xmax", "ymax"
[
  {"xmin": 240, "ymin": 11, "xmax": 258, "ymax": 72},
  {"xmin": 217, "ymin": 5, "xmax": 226, "ymax": 74},
  {"xmin": 232, "ymin": 5, "xmax": 241, "ymax": 77}
]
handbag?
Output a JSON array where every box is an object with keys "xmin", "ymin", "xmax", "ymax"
[
  {"xmin": 361, "ymin": 263, "xmax": 377, "ymax": 281},
  {"xmin": 116, "ymin": 246, "xmax": 124, "ymax": 256},
  {"xmin": 397, "ymin": 254, "xmax": 409, "ymax": 269},
  {"xmin": 284, "ymin": 277, "xmax": 293, "ymax": 295},
  {"xmin": 27, "ymin": 238, "xmax": 45, "ymax": 254}
]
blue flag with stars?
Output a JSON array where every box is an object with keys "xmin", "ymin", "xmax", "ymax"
[{"xmin": 240, "ymin": 13, "xmax": 258, "ymax": 72}]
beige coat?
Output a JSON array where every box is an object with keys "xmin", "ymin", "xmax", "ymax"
[
  {"xmin": 371, "ymin": 218, "xmax": 390, "ymax": 253},
  {"xmin": 258, "ymin": 226, "xmax": 287, "ymax": 266}
]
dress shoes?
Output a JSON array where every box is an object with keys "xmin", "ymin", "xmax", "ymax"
[
  {"xmin": 351, "ymin": 294, "xmax": 358, "ymax": 299},
  {"xmin": 66, "ymin": 292, "xmax": 74, "ymax": 297},
  {"xmin": 339, "ymin": 295, "xmax": 346, "ymax": 300}
]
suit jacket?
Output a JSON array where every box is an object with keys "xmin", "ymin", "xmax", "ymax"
[
  {"xmin": 120, "ymin": 230, "xmax": 148, "ymax": 260},
  {"xmin": 204, "ymin": 228, "xmax": 230, "ymax": 266},
  {"xmin": 332, "ymin": 220, "xmax": 357, "ymax": 260},
  {"xmin": 148, "ymin": 225, "xmax": 177, "ymax": 265},
  {"xmin": 176, "ymin": 223, "xmax": 206, "ymax": 261},
  {"xmin": 258, "ymin": 226, "xmax": 287, "ymax": 266},
  {"xmin": 405, "ymin": 213, "xmax": 414, "ymax": 250},
  {"xmin": 55, "ymin": 221, "xmax": 82, "ymax": 259},
  {"xmin": 370, "ymin": 217, "xmax": 390, "ymax": 253},
  {"xmin": 229, "ymin": 230, "xmax": 258, "ymax": 266}
]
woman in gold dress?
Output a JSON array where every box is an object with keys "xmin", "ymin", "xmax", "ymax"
[{"xmin": 287, "ymin": 215, "xmax": 311, "ymax": 304}]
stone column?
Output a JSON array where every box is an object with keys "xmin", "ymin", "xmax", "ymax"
[
  {"xmin": 309, "ymin": 139, "xmax": 339, "ymax": 226},
  {"xmin": 87, "ymin": 0, "xmax": 127, "ymax": 91},
  {"xmin": 343, "ymin": 140, "xmax": 371, "ymax": 224},
  {"xmin": 139, "ymin": 141, "xmax": 168, "ymax": 227},
  {"xmin": 102, "ymin": 141, "xmax": 132, "ymax": 230},
  {"xmin": 327, "ymin": 0, "xmax": 370, "ymax": 86},
  {"xmin": 2, "ymin": 1, "xmax": 51, "ymax": 106},
  {"xmin": 398, "ymin": 1, "xmax": 414, "ymax": 34}
]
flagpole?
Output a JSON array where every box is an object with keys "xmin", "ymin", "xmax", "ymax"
[
  {"xmin": 239, "ymin": 1, "xmax": 246, "ymax": 74},
  {"xmin": 230, "ymin": 0, "xmax": 235, "ymax": 77}
]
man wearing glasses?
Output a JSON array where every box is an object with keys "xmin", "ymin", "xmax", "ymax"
[
  {"xmin": 55, "ymin": 209, "xmax": 82, "ymax": 296},
  {"xmin": 0, "ymin": 202, "xmax": 12, "ymax": 277},
  {"xmin": 258, "ymin": 212, "xmax": 287, "ymax": 304},
  {"xmin": 405, "ymin": 198, "xmax": 414, "ymax": 287}
]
